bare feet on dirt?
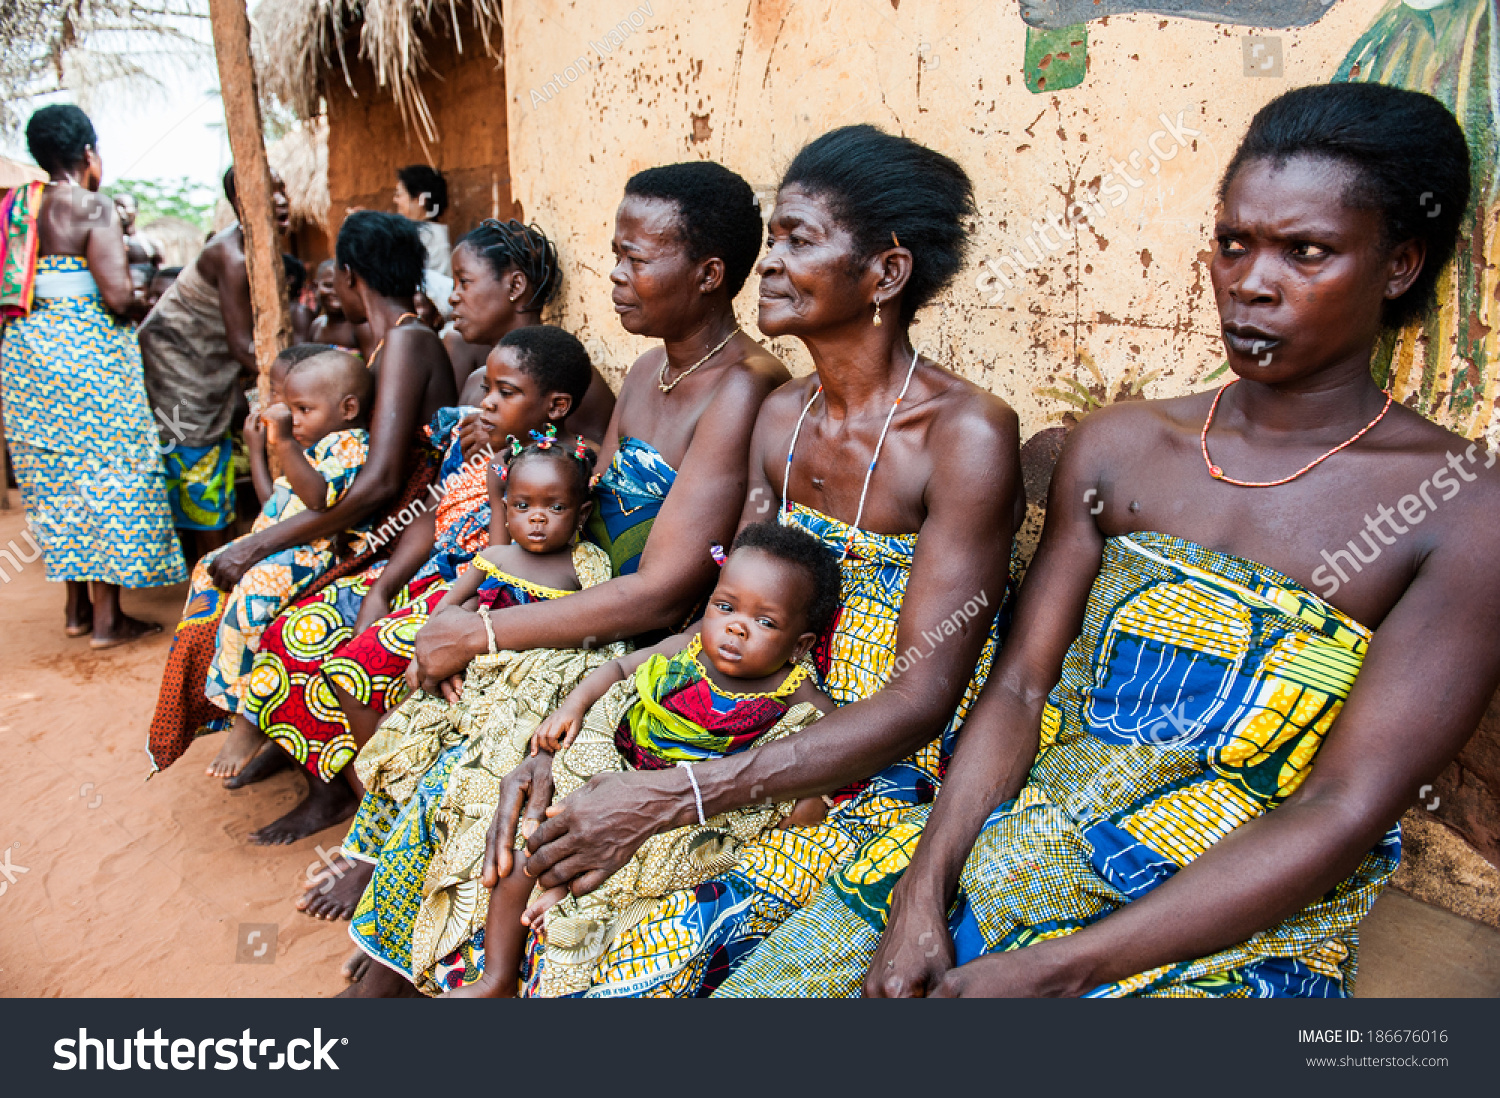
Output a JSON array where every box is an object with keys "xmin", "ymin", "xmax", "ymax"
[
  {"xmin": 250, "ymin": 772, "xmax": 357, "ymax": 845},
  {"xmin": 223, "ymin": 742, "xmax": 291, "ymax": 789},
  {"xmin": 297, "ymin": 853, "xmax": 373, "ymax": 920},
  {"xmin": 207, "ymin": 719, "xmax": 266, "ymax": 780},
  {"xmin": 342, "ymin": 949, "xmax": 372, "ymax": 983},
  {"xmin": 90, "ymin": 614, "xmax": 161, "ymax": 650}
]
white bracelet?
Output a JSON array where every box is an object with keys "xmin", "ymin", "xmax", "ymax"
[
  {"xmin": 478, "ymin": 607, "xmax": 497, "ymax": 653},
  {"xmin": 677, "ymin": 761, "xmax": 706, "ymax": 825}
]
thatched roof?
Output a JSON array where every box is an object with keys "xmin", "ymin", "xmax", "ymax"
[
  {"xmin": 0, "ymin": 154, "xmax": 46, "ymax": 189},
  {"xmin": 252, "ymin": 0, "xmax": 502, "ymax": 145},
  {"xmin": 139, "ymin": 215, "xmax": 208, "ymax": 267},
  {"xmin": 211, "ymin": 122, "xmax": 330, "ymax": 233}
]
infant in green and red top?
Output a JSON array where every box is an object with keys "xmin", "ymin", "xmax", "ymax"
[{"xmin": 450, "ymin": 520, "xmax": 843, "ymax": 998}]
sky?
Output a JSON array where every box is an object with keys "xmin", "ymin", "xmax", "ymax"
[{"xmin": 2, "ymin": 17, "xmax": 228, "ymax": 193}]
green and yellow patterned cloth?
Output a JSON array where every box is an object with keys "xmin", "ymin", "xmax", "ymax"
[{"xmin": 717, "ymin": 532, "xmax": 1399, "ymax": 998}]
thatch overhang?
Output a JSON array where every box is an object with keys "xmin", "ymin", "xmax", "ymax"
[{"xmin": 252, "ymin": 0, "xmax": 503, "ymax": 147}]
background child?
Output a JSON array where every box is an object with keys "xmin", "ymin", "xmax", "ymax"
[
  {"xmin": 200, "ymin": 349, "xmax": 375, "ymax": 779},
  {"xmin": 451, "ymin": 521, "xmax": 842, "ymax": 998},
  {"xmin": 308, "ymin": 258, "xmax": 366, "ymax": 355}
]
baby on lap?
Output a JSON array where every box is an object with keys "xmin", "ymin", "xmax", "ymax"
[{"xmin": 202, "ymin": 346, "xmax": 374, "ymax": 780}]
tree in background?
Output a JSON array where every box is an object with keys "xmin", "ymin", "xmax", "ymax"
[
  {"xmin": 111, "ymin": 176, "xmax": 216, "ymax": 231},
  {"xmin": 0, "ymin": 0, "xmax": 210, "ymax": 137}
]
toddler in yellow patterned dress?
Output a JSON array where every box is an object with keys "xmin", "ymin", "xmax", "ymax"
[
  {"xmin": 199, "ymin": 348, "xmax": 375, "ymax": 780},
  {"xmin": 447, "ymin": 522, "xmax": 842, "ymax": 997}
]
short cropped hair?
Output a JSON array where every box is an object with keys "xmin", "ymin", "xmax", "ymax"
[
  {"xmin": 288, "ymin": 348, "xmax": 375, "ymax": 416},
  {"xmin": 624, "ymin": 162, "xmax": 763, "ymax": 298},
  {"xmin": 283, "ymin": 253, "xmax": 307, "ymax": 295},
  {"xmin": 730, "ymin": 521, "xmax": 842, "ymax": 637},
  {"xmin": 397, "ymin": 164, "xmax": 448, "ymax": 218},
  {"xmin": 498, "ymin": 325, "xmax": 592, "ymax": 411},
  {"xmin": 335, "ymin": 211, "xmax": 426, "ymax": 301},
  {"xmin": 780, "ymin": 125, "xmax": 976, "ymax": 324},
  {"xmin": 1219, "ymin": 82, "xmax": 1470, "ymax": 329},
  {"xmin": 26, "ymin": 105, "xmax": 97, "ymax": 175}
]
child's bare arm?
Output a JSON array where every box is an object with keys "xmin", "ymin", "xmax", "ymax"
[
  {"xmin": 264, "ymin": 405, "xmax": 335, "ymax": 512},
  {"xmin": 244, "ymin": 407, "xmax": 274, "ymax": 504},
  {"xmin": 790, "ymin": 678, "xmax": 836, "ymax": 715},
  {"xmin": 433, "ymin": 561, "xmax": 486, "ymax": 613},
  {"xmin": 531, "ymin": 630, "xmax": 694, "ymax": 753}
]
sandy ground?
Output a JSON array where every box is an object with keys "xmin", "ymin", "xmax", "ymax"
[
  {"xmin": 2, "ymin": 489, "xmax": 1498, "ymax": 998},
  {"xmin": 0, "ymin": 493, "xmax": 351, "ymax": 996}
]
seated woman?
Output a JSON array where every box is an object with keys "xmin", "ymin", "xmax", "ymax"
[
  {"xmin": 146, "ymin": 212, "xmax": 456, "ymax": 803},
  {"xmin": 725, "ymin": 83, "xmax": 1500, "ymax": 999},
  {"xmin": 445, "ymin": 218, "xmax": 616, "ymax": 453},
  {"xmin": 481, "ymin": 125, "xmax": 1025, "ymax": 998},
  {"xmin": 199, "ymin": 349, "xmax": 375, "ymax": 776},
  {"xmin": 241, "ymin": 327, "xmax": 591, "ymax": 848},
  {"xmin": 338, "ymin": 160, "xmax": 792, "ymax": 995}
]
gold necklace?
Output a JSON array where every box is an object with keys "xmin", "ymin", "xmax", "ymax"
[{"xmin": 658, "ymin": 325, "xmax": 740, "ymax": 394}]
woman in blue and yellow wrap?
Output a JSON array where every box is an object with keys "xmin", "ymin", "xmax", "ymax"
[
  {"xmin": 741, "ymin": 83, "xmax": 1500, "ymax": 999},
  {"xmin": 483, "ymin": 125, "xmax": 1027, "ymax": 997}
]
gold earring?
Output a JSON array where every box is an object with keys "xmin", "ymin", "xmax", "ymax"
[{"xmin": 873, "ymin": 299, "xmax": 883, "ymax": 327}]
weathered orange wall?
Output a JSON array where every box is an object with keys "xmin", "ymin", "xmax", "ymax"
[{"xmin": 325, "ymin": 20, "xmax": 512, "ymax": 240}]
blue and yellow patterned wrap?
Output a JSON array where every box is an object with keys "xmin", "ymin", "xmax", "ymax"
[
  {"xmin": 717, "ymin": 531, "xmax": 1399, "ymax": 998},
  {"xmin": 586, "ymin": 435, "xmax": 677, "ymax": 577},
  {"xmin": 1, "ymin": 256, "xmax": 185, "ymax": 586},
  {"xmin": 521, "ymin": 501, "xmax": 1011, "ymax": 997}
]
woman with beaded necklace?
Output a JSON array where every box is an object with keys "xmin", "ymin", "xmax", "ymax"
[
  {"xmin": 482, "ymin": 125, "xmax": 1025, "ymax": 998},
  {"xmin": 736, "ymin": 84, "xmax": 1500, "ymax": 999}
]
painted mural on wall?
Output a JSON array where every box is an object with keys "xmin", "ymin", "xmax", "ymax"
[
  {"xmin": 1015, "ymin": 0, "xmax": 1498, "ymax": 443},
  {"xmin": 1335, "ymin": 0, "xmax": 1497, "ymax": 437}
]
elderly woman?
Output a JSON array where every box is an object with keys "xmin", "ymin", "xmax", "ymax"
[
  {"xmin": 339, "ymin": 160, "xmax": 792, "ymax": 995},
  {"xmin": 727, "ymin": 83, "xmax": 1500, "ymax": 998},
  {"xmin": 1, "ymin": 105, "xmax": 185, "ymax": 645},
  {"xmin": 477, "ymin": 125, "xmax": 1025, "ymax": 998}
]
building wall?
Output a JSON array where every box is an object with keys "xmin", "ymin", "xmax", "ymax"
[
  {"xmin": 325, "ymin": 18, "xmax": 513, "ymax": 240},
  {"xmin": 501, "ymin": 0, "xmax": 1500, "ymax": 911}
]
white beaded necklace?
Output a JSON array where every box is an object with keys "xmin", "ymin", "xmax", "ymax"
[{"xmin": 780, "ymin": 344, "xmax": 920, "ymax": 562}]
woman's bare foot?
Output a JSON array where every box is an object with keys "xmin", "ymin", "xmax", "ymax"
[
  {"xmin": 89, "ymin": 614, "xmax": 162, "ymax": 650},
  {"xmin": 335, "ymin": 960, "xmax": 420, "ymax": 997},
  {"xmin": 441, "ymin": 970, "xmax": 516, "ymax": 998},
  {"xmin": 223, "ymin": 742, "xmax": 292, "ymax": 789},
  {"xmin": 250, "ymin": 771, "xmax": 358, "ymax": 845},
  {"xmin": 341, "ymin": 949, "xmax": 372, "ymax": 983},
  {"xmin": 296, "ymin": 854, "xmax": 373, "ymax": 920},
  {"xmin": 65, "ymin": 582, "xmax": 92, "ymax": 637},
  {"xmin": 207, "ymin": 718, "xmax": 267, "ymax": 780}
]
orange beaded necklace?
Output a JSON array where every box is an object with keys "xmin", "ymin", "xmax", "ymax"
[{"xmin": 1199, "ymin": 379, "xmax": 1393, "ymax": 488}]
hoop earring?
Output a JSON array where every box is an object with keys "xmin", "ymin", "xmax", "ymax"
[{"xmin": 872, "ymin": 299, "xmax": 883, "ymax": 327}]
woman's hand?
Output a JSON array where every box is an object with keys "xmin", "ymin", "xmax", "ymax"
[
  {"xmin": 926, "ymin": 938, "xmax": 1090, "ymax": 998},
  {"xmin": 530, "ymin": 701, "xmax": 585, "ymax": 755},
  {"xmin": 412, "ymin": 606, "xmax": 487, "ymax": 692},
  {"xmin": 862, "ymin": 876, "xmax": 956, "ymax": 997},
  {"xmin": 207, "ymin": 534, "xmax": 271, "ymax": 588},
  {"xmin": 482, "ymin": 753, "xmax": 557, "ymax": 886},
  {"xmin": 524, "ymin": 769, "xmax": 678, "ymax": 896}
]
